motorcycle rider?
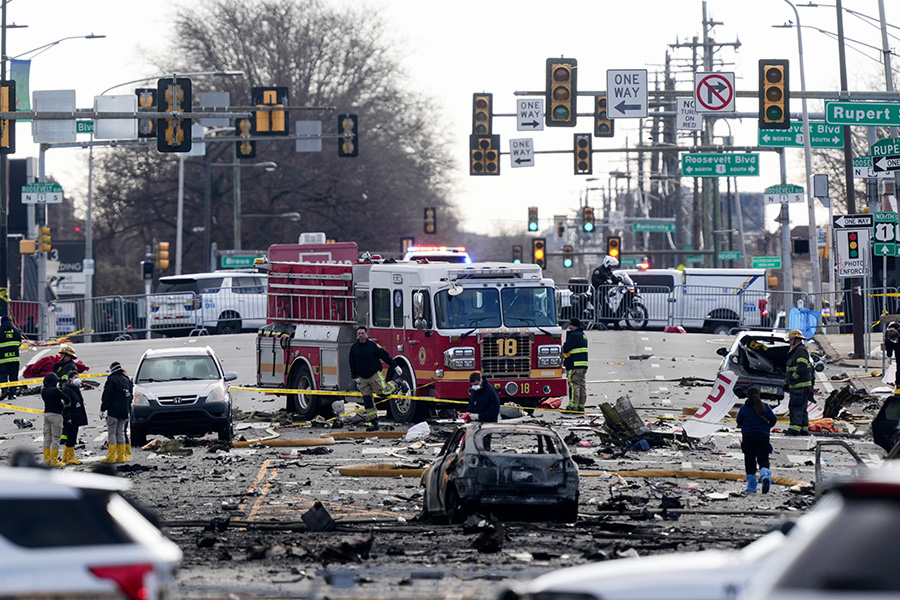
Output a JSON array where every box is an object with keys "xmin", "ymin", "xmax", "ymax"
[{"xmin": 591, "ymin": 256, "xmax": 624, "ymax": 323}]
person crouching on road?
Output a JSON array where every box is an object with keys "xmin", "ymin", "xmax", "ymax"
[
  {"xmin": 349, "ymin": 326, "xmax": 410, "ymax": 431},
  {"xmin": 59, "ymin": 373, "xmax": 88, "ymax": 465},
  {"xmin": 41, "ymin": 373, "xmax": 65, "ymax": 467},
  {"xmin": 785, "ymin": 329, "xmax": 814, "ymax": 436},
  {"xmin": 100, "ymin": 362, "xmax": 132, "ymax": 464},
  {"xmin": 737, "ymin": 386, "xmax": 777, "ymax": 494},
  {"xmin": 462, "ymin": 371, "xmax": 500, "ymax": 423},
  {"xmin": 563, "ymin": 318, "xmax": 589, "ymax": 414}
]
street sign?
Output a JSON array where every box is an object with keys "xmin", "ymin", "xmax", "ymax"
[
  {"xmin": 676, "ymin": 98, "xmax": 702, "ymax": 131},
  {"xmin": 826, "ymin": 101, "xmax": 900, "ymax": 126},
  {"xmin": 718, "ymin": 250, "xmax": 741, "ymax": 261},
  {"xmin": 873, "ymin": 154, "xmax": 900, "ymax": 173},
  {"xmin": 606, "ymin": 69, "xmax": 648, "ymax": 119},
  {"xmin": 832, "ymin": 214, "xmax": 874, "ymax": 229},
  {"xmin": 681, "ymin": 153, "xmax": 760, "ymax": 177},
  {"xmin": 875, "ymin": 243, "xmax": 900, "ymax": 257},
  {"xmin": 220, "ymin": 255, "xmax": 261, "ymax": 269},
  {"xmin": 76, "ymin": 121, "xmax": 93, "ymax": 134},
  {"xmin": 874, "ymin": 212, "xmax": 899, "ymax": 256},
  {"xmin": 852, "ymin": 155, "xmax": 891, "ymax": 179},
  {"xmin": 764, "ymin": 183, "xmax": 805, "ymax": 204},
  {"xmin": 509, "ymin": 138, "xmax": 534, "ymax": 168},
  {"xmin": 295, "ymin": 120, "xmax": 322, "ymax": 153},
  {"xmin": 752, "ymin": 256, "xmax": 782, "ymax": 269},
  {"xmin": 516, "ymin": 98, "xmax": 543, "ymax": 131},
  {"xmin": 757, "ymin": 121, "xmax": 844, "ymax": 148},
  {"xmin": 835, "ymin": 228, "xmax": 870, "ymax": 277},
  {"xmin": 693, "ymin": 72, "xmax": 735, "ymax": 113},
  {"xmin": 21, "ymin": 182, "xmax": 63, "ymax": 204},
  {"xmin": 619, "ymin": 257, "xmax": 639, "ymax": 268},
  {"xmin": 633, "ymin": 221, "xmax": 676, "ymax": 233}
]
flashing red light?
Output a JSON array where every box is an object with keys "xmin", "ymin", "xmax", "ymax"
[
  {"xmin": 758, "ymin": 299, "xmax": 768, "ymax": 318},
  {"xmin": 637, "ymin": 262, "xmax": 650, "ymax": 270}
]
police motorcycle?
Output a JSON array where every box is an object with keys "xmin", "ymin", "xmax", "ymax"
[{"xmin": 590, "ymin": 257, "xmax": 649, "ymax": 330}]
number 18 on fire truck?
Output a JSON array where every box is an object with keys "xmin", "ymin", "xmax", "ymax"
[{"xmin": 255, "ymin": 241, "xmax": 568, "ymax": 422}]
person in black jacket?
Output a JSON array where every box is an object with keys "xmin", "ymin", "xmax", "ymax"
[
  {"xmin": 885, "ymin": 322, "xmax": 900, "ymax": 392},
  {"xmin": 40, "ymin": 372, "xmax": 65, "ymax": 467},
  {"xmin": 0, "ymin": 315, "xmax": 22, "ymax": 401},
  {"xmin": 349, "ymin": 326, "xmax": 410, "ymax": 431},
  {"xmin": 59, "ymin": 372, "xmax": 88, "ymax": 466},
  {"xmin": 563, "ymin": 318, "xmax": 589, "ymax": 413},
  {"xmin": 736, "ymin": 386, "xmax": 778, "ymax": 494},
  {"xmin": 463, "ymin": 371, "xmax": 500, "ymax": 423},
  {"xmin": 100, "ymin": 362, "xmax": 132, "ymax": 464}
]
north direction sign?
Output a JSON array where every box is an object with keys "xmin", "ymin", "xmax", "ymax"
[
  {"xmin": 681, "ymin": 153, "xmax": 759, "ymax": 177},
  {"xmin": 757, "ymin": 121, "xmax": 844, "ymax": 148},
  {"xmin": 853, "ymin": 155, "xmax": 891, "ymax": 179},
  {"xmin": 826, "ymin": 101, "xmax": 900, "ymax": 126}
]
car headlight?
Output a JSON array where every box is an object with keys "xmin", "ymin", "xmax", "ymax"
[
  {"xmin": 206, "ymin": 387, "xmax": 226, "ymax": 403},
  {"xmin": 133, "ymin": 391, "xmax": 151, "ymax": 407}
]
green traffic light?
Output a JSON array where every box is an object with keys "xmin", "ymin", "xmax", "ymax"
[
  {"xmin": 529, "ymin": 222, "xmax": 538, "ymax": 232},
  {"xmin": 583, "ymin": 222, "xmax": 594, "ymax": 232},
  {"xmin": 766, "ymin": 106, "xmax": 783, "ymax": 121},
  {"xmin": 552, "ymin": 105, "xmax": 570, "ymax": 120},
  {"xmin": 563, "ymin": 258, "xmax": 573, "ymax": 268}
]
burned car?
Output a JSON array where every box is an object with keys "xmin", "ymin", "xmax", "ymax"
[
  {"xmin": 715, "ymin": 331, "xmax": 823, "ymax": 400},
  {"xmin": 421, "ymin": 423, "xmax": 579, "ymax": 523}
]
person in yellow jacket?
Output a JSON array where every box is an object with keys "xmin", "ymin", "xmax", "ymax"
[
  {"xmin": 785, "ymin": 329, "xmax": 814, "ymax": 436},
  {"xmin": 563, "ymin": 318, "xmax": 589, "ymax": 413}
]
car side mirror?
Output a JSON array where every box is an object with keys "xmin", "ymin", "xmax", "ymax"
[
  {"xmin": 716, "ymin": 347, "xmax": 728, "ymax": 356},
  {"xmin": 224, "ymin": 371, "xmax": 238, "ymax": 382}
]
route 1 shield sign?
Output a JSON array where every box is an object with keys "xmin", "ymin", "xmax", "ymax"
[{"xmin": 694, "ymin": 72, "xmax": 735, "ymax": 114}]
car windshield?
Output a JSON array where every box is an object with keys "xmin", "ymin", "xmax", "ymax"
[
  {"xmin": 156, "ymin": 277, "xmax": 224, "ymax": 294},
  {"xmin": 500, "ymin": 287, "xmax": 557, "ymax": 327},
  {"xmin": 136, "ymin": 355, "xmax": 220, "ymax": 383},
  {"xmin": 434, "ymin": 288, "xmax": 502, "ymax": 329},
  {"xmin": 475, "ymin": 430, "xmax": 562, "ymax": 455}
]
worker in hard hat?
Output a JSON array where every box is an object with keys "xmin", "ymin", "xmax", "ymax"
[{"xmin": 785, "ymin": 329, "xmax": 814, "ymax": 436}]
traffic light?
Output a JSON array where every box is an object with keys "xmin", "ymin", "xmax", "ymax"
[
  {"xmin": 251, "ymin": 86, "xmax": 289, "ymax": 135},
  {"xmin": 39, "ymin": 227, "xmax": 51, "ymax": 254},
  {"xmin": 758, "ymin": 60, "xmax": 790, "ymax": 130},
  {"xmin": 607, "ymin": 236, "xmax": 621, "ymax": 260},
  {"xmin": 469, "ymin": 134, "xmax": 500, "ymax": 176},
  {"xmin": 235, "ymin": 118, "xmax": 256, "ymax": 159},
  {"xmin": 556, "ymin": 220, "xmax": 565, "ymax": 238},
  {"xmin": 563, "ymin": 245, "xmax": 574, "ymax": 268},
  {"xmin": 545, "ymin": 58, "xmax": 577, "ymax": 127},
  {"xmin": 337, "ymin": 114, "xmax": 359, "ymax": 158},
  {"xmin": 532, "ymin": 238, "xmax": 546, "ymax": 268},
  {"xmin": 574, "ymin": 133, "xmax": 592, "ymax": 175},
  {"xmin": 141, "ymin": 260, "xmax": 154, "ymax": 281},
  {"xmin": 401, "ymin": 237, "xmax": 415, "ymax": 254},
  {"xmin": 424, "ymin": 207, "xmax": 437, "ymax": 234},
  {"xmin": 155, "ymin": 241, "xmax": 170, "ymax": 270},
  {"xmin": 594, "ymin": 95, "xmax": 614, "ymax": 138},
  {"xmin": 135, "ymin": 88, "xmax": 157, "ymax": 138},
  {"xmin": 472, "ymin": 93, "xmax": 493, "ymax": 135},
  {"xmin": 0, "ymin": 80, "xmax": 15, "ymax": 154},
  {"xmin": 157, "ymin": 77, "xmax": 192, "ymax": 153},
  {"xmin": 512, "ymin": 245, "xmax": 523, "ymax": 264},
  {"xmin": 528, "ymin": 207, "xmax": 539, "ymax": 232},
  {"xmin": 583, "ymin": 206, "xmax": 595, "ymax": 232}
]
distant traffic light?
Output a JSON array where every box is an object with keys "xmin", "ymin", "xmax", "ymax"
[
  {"xmin": 556, "ymin": 220, "xmax": 565, "ymax": 238},
  {"xmin": 401, "ymin": 237, "xmax": 415, "ymax": 254},
  {"xmin": 545, "ymin": 58, "xmax": 577, "ymax": 127},
  {"xmin": 512, "ymin": 245, "xmax": 523, "ymax": 264},
  {"xmin": 39, "ymin": 227, "xmax": 51, "ymax": 254},
  {"xmin": 0, "ymin": 80, "xmax": 15, "ymax": 154},
  {"xmin": 469, "ymin": 134, "xmax": 500, "ymax": 176},
  {"xmin": 607, "ymin": 236, "xmax": 621, "ymax": 260},
  {"xmin": 574, "ymin": 133, "xmax": 592, "ymax": 175},
  {"xmin": 562, "ymin": 245, "xmax": 574, "ymax": 268},
  {"xmin": 135, "ymin": 88, "xmax": 157, "ymax": 138},
  {"xmin": 141, "ymin": 260, "xmax": 154, "ymax": 281},
  {"xmin": 252, "ymin": 86, "xmax": 289, "ymax": 135},
  {"xmin": 155, "ymin": 241, "xmax": 170, "ymax": 270},
  {"xmin": 528, "ymin": 207, "xmax": 539, "ymax": 232},
  {"xmin": 424, "ymin": 207, "xmax": 437, "ymax": 234},
  {"xmin": 157, "ymin": 77, "xmax": 192, "ymax": 153},
  {"xmin": 472, "ymin": 93, "xmax": 493, "ymax": 135},
  {"xmin": 583, "ymin": 206, "xmax": 595, "ymax": 232},
  {"xmin": 594, "ymin": 95, "xmax": 614, "ymax": 138},
  {"xmin": 235, "ymin": 118, "xmax": 256, "ymax": 159},
  {"xmin": 758, "ymin": 60, "xmax": 790, "ymax": 130},
  {"xmin": 532, "ymin": 238, "xmax": 546, "ymax": 268},
  {"xmin": 337, "ymin": 114, "xmax": 359, "ymax": 158}
]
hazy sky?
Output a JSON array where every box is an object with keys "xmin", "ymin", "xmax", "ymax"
[{"xmin": 9, "ymin": 0, "xmax": 900, "ymax": 236}]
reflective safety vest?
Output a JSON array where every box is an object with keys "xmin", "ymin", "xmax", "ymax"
[
  {"xmin": 563, "ymin": 328, "xmax": 588, "ymax": 370},
  {"xmin": 0, "ymin": 326, "xmax": 20, "ymax": 365},
  {"xmin": 786, "ymin": 343, "xmax": 812, "ymax": 390}
]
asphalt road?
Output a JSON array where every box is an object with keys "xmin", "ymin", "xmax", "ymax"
[{"xmin": 0, "ymin": 330, "xmax": 883, "ymax": 599}]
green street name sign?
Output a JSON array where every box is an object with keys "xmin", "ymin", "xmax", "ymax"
[
  {"xmin": 718, "ymin": 250, "xmax": 741, "ymax": 261},
  {"xmin": 752, "ymin": 256, "xmax": 782, "ymax": 269},
  {"xmin": 874, "ymin": 243, "xmax": 900, "ymax": 257},
  {"xmin": 633, "ymin": 221, "xmax": 676, "ymax": 233},
  {"xmin": 757, "ymin": 121, "xmax": 844, "ymax": 148},
  {"xmin": 619, "ymin": 257, "xmax": 639, "ymax": 267},
  {"xmin": 825, "ymin": 101, "xmax": 900, "ymax": 126},
  {"xmin": 681, "ymin": 153, "xmax": 759, "ymax": 177},
  {"xmin": 220, "ymin": 255, "xmax": 260, "ymax": 268},
  {"xmin": 76, "ymin": 120, "xmax": 94, "ymax": 134},
  {"xmin": 764, "ymin": 183, "xmax": 805, "ymax": 204}
]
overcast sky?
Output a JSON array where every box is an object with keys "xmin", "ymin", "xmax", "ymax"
[{"xmin": 10, "ymin": 0, "xmax": 900, "ymax": 236}]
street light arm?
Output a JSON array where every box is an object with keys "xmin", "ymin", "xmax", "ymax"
[
  {"xmin": 100, "ymin": 70, "xmax": 244, "ymax": 96},
  {"xmin": 11, "ymin": 34, "xmax": 105, "ymax": 60}
]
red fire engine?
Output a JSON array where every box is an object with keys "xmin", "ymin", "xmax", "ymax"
[{"xmin": 256, "ymin": 240, "xmax": 567, "ymax": 422}]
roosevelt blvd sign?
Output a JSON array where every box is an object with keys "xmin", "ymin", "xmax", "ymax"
[
  {"xmin": 764, "ymin": 183, "xmax": 804, "ymax": 204},
  {"xmin": 21, "ymin": 182, "xmax": 63, "ymax": 204},
  {"xmin": 757, "ymin": 121, "xmax": 843, "ymax": 148},
  {"xmin": 681, "ymin": 153, "xmax": 759, "ymax": 177}
]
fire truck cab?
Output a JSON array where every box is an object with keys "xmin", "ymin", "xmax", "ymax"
[{"xmin": 256, "ymin": 241, "xmax": 567, "ymax": 423}]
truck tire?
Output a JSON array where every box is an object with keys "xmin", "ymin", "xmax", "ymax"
[
  {"xmin": 388, "ymin": 369, "xmax": 429, "ymax": 423},
  {"xmin": 710, "ymin": 322, "xmax": 733, "ymax": 335},
  {"xmin": 286, "ymin": 364, "xmax": 318, "ymax": 420},
  {"xmin": 217, "ymin": 418, "xmax": 234, "ymax": 442}
]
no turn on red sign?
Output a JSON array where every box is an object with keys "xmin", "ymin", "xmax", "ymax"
[{"xmin": 694, "ymin": 72, "xmax": 735, "ymax": 114}]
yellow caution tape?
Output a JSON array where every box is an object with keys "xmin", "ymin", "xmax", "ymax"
[{"xmin": 0, "ymin": 401, "xmax": 43, "ymax": 414}]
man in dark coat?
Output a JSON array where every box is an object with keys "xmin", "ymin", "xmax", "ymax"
[
  {"xmin": 463, "ymin": 371, "xmax": 500, "ymax": 423},
  {"xmin": 100, "ymin": 362, "xmax": 132, "ymax": 464},
  {"xmin": 563, "ymin": 317, "xmax": 589, "ymax": 413},
  {"xmin": 349, "ymin": 326, "xmax": 410, "ymax": 431},
  {"xmin": 0, "ymin": 314, "xmax": 22, "ymax": 401},
  {"xmin": 60, "ymin": 372, "xmax": 88, "ymax": 465}
]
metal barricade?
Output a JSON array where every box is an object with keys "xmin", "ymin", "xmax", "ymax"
[
  {"xmin": 9, "ymin": 300, "xmax": 46, "ymax": 341},
  {"xmin": 676, "ymin": 285, "xmax": 769, "ymax": 332},
  {"xmin": 147, "ymin": 291, "xmax": 201, "ymax": 336}
]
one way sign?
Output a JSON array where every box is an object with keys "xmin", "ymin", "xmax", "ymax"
[
  {"xmin": 509, "ymin": 138, "xmax": 534, "ymax": 168},
  {"xmin": 832, "ymin": 213, "xmax": 874, "ymax": 229},
  {"xmin": 516, "ymin": 99, "xmax": 544, "ymax": 131},
  {"xmin": 873, "ymin": 154, "xmax": 900, "ymax": 172}
]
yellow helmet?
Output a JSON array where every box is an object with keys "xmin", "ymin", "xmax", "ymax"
[
  {"xmin": 787, "ymin": 329, "xmax": 805, "ymax": 341},
  {"xmin": 59, "ymin": 344, "xmax": 77, "ymax": 358}
]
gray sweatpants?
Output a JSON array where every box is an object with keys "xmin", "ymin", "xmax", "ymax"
[
  {"xmin": 43, "ymin": 413, "xmax": 63, "ymax": 451},
  {"xmin": 107, "ymin": 416, "xmax": 128, "ymax": 445}
]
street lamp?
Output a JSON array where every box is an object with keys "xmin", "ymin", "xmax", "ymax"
[{"xmin": 10, "ymin": 33, "xmax": 105, "ymax": 60}]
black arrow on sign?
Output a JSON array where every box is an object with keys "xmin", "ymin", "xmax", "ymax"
[
  {"xmin": 515, "ymin": 157, "xmax": 533, "ymax": 165},
  {"xmin": 521, "ymin": 120, "xmax": 540, "ymax": 128},
  {"xmin": 615, "ymin": 100, "xmax": 641, "ymax": 113},
  {"xmin": 706, "ymin": 81, "xmax": 727, "ymax": 103}
]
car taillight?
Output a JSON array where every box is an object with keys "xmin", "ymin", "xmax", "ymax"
[
  {"xmin": 89, "ymin": 563, "xmax": 154, "ymax": 600},
  {"xmin": 758, "ymin": 299, "xmax": 768, "ymax": 317}
]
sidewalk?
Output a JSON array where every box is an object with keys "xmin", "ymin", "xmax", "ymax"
[{"xmin": 814, "ymin": 332, "xmax": 888, "ymax": 393}]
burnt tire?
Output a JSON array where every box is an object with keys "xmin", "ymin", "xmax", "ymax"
[
  {"xmin": 286, "ymin": 365, "xmax": 318, "ymax": 420},
  {"xmin": 447, "ymin": 488, "xmax": 469, "ymax": 525}
]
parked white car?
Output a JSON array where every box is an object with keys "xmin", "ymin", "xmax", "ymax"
[{"xmin": 0, "ymin": 464, "xmax": 181, "ymax": 599}]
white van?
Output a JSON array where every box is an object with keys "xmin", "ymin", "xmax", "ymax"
[{"xmin": 619, "ymin": 268, "xmax": 769, "ymax": 333}]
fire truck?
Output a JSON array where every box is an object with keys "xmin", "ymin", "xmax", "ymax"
[{"xmin": 256, "ymin": 239, "xmax": 567, "ymax": 422}]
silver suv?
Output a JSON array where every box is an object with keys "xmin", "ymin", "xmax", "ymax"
[
  {"xmin": 130, "ymin": 346, "xmax": 237, "ymax": 445},
  {"xmin": 150, "ymin": 270, "xmax": 266, "ymax": 335}
]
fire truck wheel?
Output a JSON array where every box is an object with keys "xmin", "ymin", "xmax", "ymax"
[
  {"xmin": 389, "ymin": 391, "xmax": 429, "ymax": 423},
  {"xmin": 287, "ymin": 365, "xmax": 318, "ymax": 420}
]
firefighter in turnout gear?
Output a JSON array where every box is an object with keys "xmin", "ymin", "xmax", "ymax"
[
  {"xmin": 349, "ymin": 326, "xmax": 410, "ymax": 431},
  {"xmin": 785, "ymin": 329, "xmax": 814, "ymax": 436},
  {"xmin": 0, "ymin": 315, "xmax": 22, "ymax": 401},
  {"xmin": 563, "ymin": 318, "xmax": 589, "ymax": 413}
]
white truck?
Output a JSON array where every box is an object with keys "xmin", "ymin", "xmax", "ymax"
[{"xmin": 618, "ymin": 268, "xmax": 770, "ymax": 333}]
